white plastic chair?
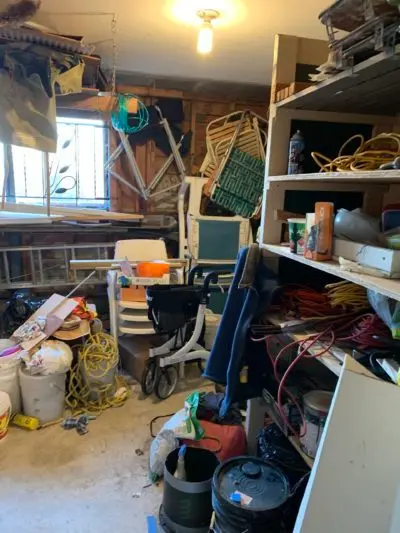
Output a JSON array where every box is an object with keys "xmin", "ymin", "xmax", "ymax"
[{"xmin": 107, "ymin": 239, "xmax": 168, "ymax": 339}]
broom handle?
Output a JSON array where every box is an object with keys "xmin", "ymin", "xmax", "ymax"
[{"xmin": 50, "ymin": 270, "xmax": 97, "ymax": 316}]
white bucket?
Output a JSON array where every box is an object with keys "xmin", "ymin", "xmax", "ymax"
[
  {"xmin": 0, "ymin": 340, "xmax": 21, "ymax": 414},
  {"xmin": 19, "ymin": 367, "xmax": 66, "ymax": 424},
  {"xmin": 0, "ymin": 391, "xmax": 11, "ymax": 442}
]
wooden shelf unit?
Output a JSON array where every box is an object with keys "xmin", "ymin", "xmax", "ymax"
[
  {"xmin": 263, "ymin": 244, "xmax": 400, "ymax": 303},
  {"xmin": 247, "ymin": 32, "xmax": 400, "ymax": 464},
  {"xmin": 267, "ymin": 169, "xmax": 400, "ymax": 183},
  {"xmin": 246, "ymin": 33, "xmax": 400, "ymax": 532},
  {"xmin": 275, "ymin": 45, "xmax": 400, "ymax": 116}
]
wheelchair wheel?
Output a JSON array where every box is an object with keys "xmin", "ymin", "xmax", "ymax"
[
  {"xmin": 141, "ymin": 359, "xmax": 157, "ymax": 396},
  {"xmin": 155, "ymin": 366, "xmax": 178, "ymax": 400}
]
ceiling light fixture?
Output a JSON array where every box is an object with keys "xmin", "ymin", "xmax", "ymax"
[{"xmin": 196, "ymin": 9, "xmax": 220, "ymax": 55}]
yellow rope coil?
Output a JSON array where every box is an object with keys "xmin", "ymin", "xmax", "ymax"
[
  {"xmin": 312, "ymin": 133, "xmax": 400, "ymax": 172},
  {"xmin": 65, "ymin": 332, "xmax": 129, "ymax": 415},
  {"xmin": 325, "ymin": 281, "xmax": 369, "ymax": 312}
]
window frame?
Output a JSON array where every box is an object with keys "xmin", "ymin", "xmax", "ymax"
[{"xmin": 1, "ymin": 115, "xmax": 110, "ymax": 210}]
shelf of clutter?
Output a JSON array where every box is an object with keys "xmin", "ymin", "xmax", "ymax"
[
  {"xmin": 247, "ymin": 29, "xmax": 400, "ymax": 532},
  {"xmin": 275, "ymin": 45, "xmax": 400, "ymax": 115}
]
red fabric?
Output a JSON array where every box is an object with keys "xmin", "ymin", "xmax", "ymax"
[{"xmin": 182, "ymin": 420, "xmax": 247, "ymax": 462}]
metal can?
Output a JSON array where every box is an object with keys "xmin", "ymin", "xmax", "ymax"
[
  {"xmin": 300, "ymin": 390, "xmax": 333, "ymax": 458},
  {"xmin": 288, "ymin": 130, "xmax": 305, "ymax": 174}
]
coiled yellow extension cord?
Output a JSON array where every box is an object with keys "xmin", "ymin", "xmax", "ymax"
[
  {"xmin": 325, "ymin": 281, "xmax": 369, "ymax": 312},
  {"xmin": 312, "ymin": 133, "xmax": 400, "ymax": 172},
  {"xmin": 65, "ymin": 332, "xmax": 129, "ymax": 415}
]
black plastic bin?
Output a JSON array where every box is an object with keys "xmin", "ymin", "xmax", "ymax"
[{"xmin": 160, "ymin": 447, "xmax": 219, "ymax": 533}]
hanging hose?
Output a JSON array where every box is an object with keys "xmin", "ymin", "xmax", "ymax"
[
  {"xmin": 65, "ymin": 332, "xmax": 129, "ymax": 414},
  {"xmin": 111, "ymin": 93, "xmax": 149, "ymax": 134}
]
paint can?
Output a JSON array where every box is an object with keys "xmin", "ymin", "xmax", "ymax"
[
  {"xmin": 0, "ymin": 391, "xmax": 11, "ymax": 442},
  {"xmin": 300, "ymin": 390, "xmax": 333, "ymax": 458}
]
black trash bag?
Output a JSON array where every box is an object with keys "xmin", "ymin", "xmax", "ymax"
[{"xmin": 0, "ymin": 292, "xmax": 46, "ymax": 338}]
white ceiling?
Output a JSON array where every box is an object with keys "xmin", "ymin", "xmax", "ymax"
[{"xmin": 36, "ymin": 0, "xmax": 329, "ymax": 85}]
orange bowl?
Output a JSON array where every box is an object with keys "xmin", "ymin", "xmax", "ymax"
[{"xmin": 136, "ymin": 261, "xmax": 170, "ymax": 278}]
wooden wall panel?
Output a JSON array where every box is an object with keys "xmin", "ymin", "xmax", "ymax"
[{"xmin": 110, "ymin": 86, "xmax": 268, "ymax": 215}]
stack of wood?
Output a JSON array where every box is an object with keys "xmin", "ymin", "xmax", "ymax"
[{"xmin": 0, "ymin": 202, "xmax": 143, "ymax": 226}]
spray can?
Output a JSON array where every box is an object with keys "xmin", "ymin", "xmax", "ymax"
[{"xmin": 288, "ymin": 130, "xmax": 305, "ymax": 174}]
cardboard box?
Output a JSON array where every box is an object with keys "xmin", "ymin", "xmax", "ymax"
[{"xmin": 333, "ymin": 239, "xmax": 400, "ymax": 278}]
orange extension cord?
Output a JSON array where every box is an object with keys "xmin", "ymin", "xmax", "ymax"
[{"xmin": 251, "ymin": 282, "xmax": 391, "ymax": 437}]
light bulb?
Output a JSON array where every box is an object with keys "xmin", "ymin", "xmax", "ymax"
[{"xmin": 197, "ymin": 21, "xmax": 213, "ymax": 54}]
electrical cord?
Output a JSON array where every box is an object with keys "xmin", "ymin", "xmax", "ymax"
[
  {"xmin": 65, "ymin": 331, "xmax": 129, "ymax": 414},
  {"xmin": 276, "ymin": 331, "xmax": 334, "ymax": 437},
  {"xmin": 325, "ymin": 280, "xmax": 369, "ymax": 312},
  {"xmin": 282, "ymin": 283, "xmax": 369, "ymax": 319},
  {"xmin": 251, "ymin": 280, "xmax": 391, "ymax": 438},
  {"xmin": 252, "ymin": 314, "xmax": 389, "ymax": 437},
  {"xmin": 336, "ymin": 313, "xmax": 391, "ymax": 348},
  {"xmin": 312, "ymin": 133, "xmax": 400, "ymax": 172}
]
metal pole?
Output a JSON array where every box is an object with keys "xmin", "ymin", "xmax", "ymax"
[{"xmin": 42, "ymin": 152, "xmax": 51, "ymax": 217}]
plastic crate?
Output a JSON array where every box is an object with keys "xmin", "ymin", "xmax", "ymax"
[{"xmin": 211, "ymin": 148, "xmax": 264, "ymax": 218}]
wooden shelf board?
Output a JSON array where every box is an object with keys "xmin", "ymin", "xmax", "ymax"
[
  {"xmin": 263, "ymin": 244, "xmax": 400, "ymax": 302},
  {"xmin": 267, "ymin": 170, "xmax": 400, "ymax": 184},
  {"xmin": 266, "ymin": 314, "xmax": 344, "ymax": 377},
  {"xmin": 289, "ymin": 436, "xmax": 315, "ymax": 468},
  {"xmin": 275, "ymin": 46, "xmax": 400, "ymax": 115}
]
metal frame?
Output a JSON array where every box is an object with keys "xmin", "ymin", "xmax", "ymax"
[
  {"xmin": 0, "ymin": 243, "xmax": 114, "ymax": 289},
  {"xmin": 105, "ymin": 106, "xmax": 187, "ymax": 201}
]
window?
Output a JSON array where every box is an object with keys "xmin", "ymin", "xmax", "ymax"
[{"xmin": 2, "ymin": 117, "xmax": 109, "ymax": 208}]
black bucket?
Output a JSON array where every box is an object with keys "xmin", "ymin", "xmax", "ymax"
[
  {"xmin": 212, "ymin": 456, "xmax": 290, "ymax": 533},
  {"xmin": 161, "ymin": 447, "xmax": 219, "ymax": 533}
]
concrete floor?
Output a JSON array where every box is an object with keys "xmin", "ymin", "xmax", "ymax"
[{"xmin": 0, "ymin": 373, "xmax": 212, "ymax": 533}]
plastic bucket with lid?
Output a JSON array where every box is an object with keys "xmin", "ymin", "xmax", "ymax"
[
  {"xmin": 0, "ymin": 340, "xmax": 21, "ymax": 414},
  {"xmin": 0, "ymin": 391, "xmax": 11, "ymax": 442},
  {"xmin": 212, "ymin": 456, "xmax": 290, "ymax": 533},
  {"xmin": 19, "ymin": 367, "xmax": 66, "ymax": 424}
]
